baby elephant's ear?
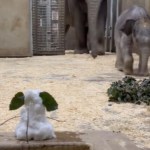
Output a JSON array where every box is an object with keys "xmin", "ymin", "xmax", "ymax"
[
  {"xmin": 120, "ymin": 19, "xmax": 136, "ymax": 35},
  {"xmin": 39, "ymin": 92, "xmax": 58, "ymax": 111},
  {"xmin": 9, "ymin": 92, "xmax": 24, "ymax": 110}
]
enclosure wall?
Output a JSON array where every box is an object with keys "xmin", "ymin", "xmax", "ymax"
[
  {"xmin": 120, "ymin": 0, "xmax": 150, "ymax": 14},
  {"xmin": 0, "ymin": 0, "xmax": 32, "ymax": 57}
]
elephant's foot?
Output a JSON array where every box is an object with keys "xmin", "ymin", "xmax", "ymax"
[
  {"xmin": 124, "ymin": 61, "xmax": 133, "ymax": 75},
  {"xmin": 138, "ymin": 72, "xmax": 149, "ymax": 76},
  {"xmin": 115, "ymin": 61, "xmax": 124, "ymax": 71},
  {"xmin": 124, "ymin": 68, "xmax": 133, "ymax": 75},
  {"xmin": 135, "ymin": 69, "xmax": 149, "ymax": 76},
  {"xmin": 117, "ymin": 67, "xmax": 123, "ymax": 72},
  {"xmin": 74, "ymin": 49, "xmax": 89, "ymax": 54},
  {"xmin": 123, "ymin": 57, "xmax": 134, "ymax": 75},
  {"xmin": 90, "ymin": 44, "xmax": 105, "ymax": 58},
  {"xmin": 91, "ymin": 50, "xmax": 105, "ymax": 58},
  {"xmin": 97, "ymin": 50, "xmax": 105, "ymax": 55}
]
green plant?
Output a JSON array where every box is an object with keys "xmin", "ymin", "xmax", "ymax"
[
  {"xmin": 107, "ymin": 76, "xmax": 150, "ymax": 105},
  {"xmin": 138, "ymin": 79, "xmax": 150, "ymax": 105},
  {"xmin": 9, "ymin": 91, "xmax": 58, "ymax": 111}
]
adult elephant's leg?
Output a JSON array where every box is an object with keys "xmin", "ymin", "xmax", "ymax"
[
  {"xmin": 87, "ymin": 0, "xmax": 107, "ymax": 58},
  {"xmin": 74, "ymin": 7, "xmax": 89, "ymax": 54}
]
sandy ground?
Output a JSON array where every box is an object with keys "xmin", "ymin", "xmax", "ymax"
[{"xmin": 0, "ymin": 52, "xmax": 149, "ymax": 149}]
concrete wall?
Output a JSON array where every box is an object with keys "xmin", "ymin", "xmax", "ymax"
[
  {"xmin": 121, "ymin": 0, "xmax": 150, "ymax": 14},
  {"xmin": 0, "ymin": 0, "xmax": 32, "ymax": 57}
]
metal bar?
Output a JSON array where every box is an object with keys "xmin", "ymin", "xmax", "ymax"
[
  {"xmin": 104, "ymin": 20, "xmax": 108, "ymax": 52},
  {"xmin": 104, "ymin": 0, "xmax": 109, "ymax": 52},
  {"xmin": 116, "ymin": 0, "xmax": 120, "ymax": 18},
  {"xmin": 109, "ymin": 0, "xmax": 113, "ymax": 52},
  {"xmin": 108, "ymin": 0, "xmax": 120, "ymax": 53}
]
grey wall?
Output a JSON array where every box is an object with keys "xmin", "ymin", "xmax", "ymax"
[
  {"xmin": 121, "ymin": 0, "xmax": 150, "ymax": 14},
  {"xmin": 0, "ymin": 0, "xmax": 32, "ymax": 57}
]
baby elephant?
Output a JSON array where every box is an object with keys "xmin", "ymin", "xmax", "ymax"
[{"xmin": 115, "ymin": 6, "xmax": 150, "ymax": 76}]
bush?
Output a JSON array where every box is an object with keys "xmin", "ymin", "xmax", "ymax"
[{"xmin": 107, "ymin": 76, "xmax": 150, "ymax": 105}]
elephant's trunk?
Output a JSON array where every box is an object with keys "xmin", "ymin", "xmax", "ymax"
[{"xmin": 87, "ymin": 0, "xmax": 107, "ymax": 58}]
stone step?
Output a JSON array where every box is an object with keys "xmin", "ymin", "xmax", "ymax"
[{"xmin": 0, "ymin": 131, "xmax": 146, "ymax": 150}]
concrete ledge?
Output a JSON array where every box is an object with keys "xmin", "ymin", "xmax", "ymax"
[
  {"xmin": 0, "ymin": 132, "xmax": 90, "ymax": 150},
  {"xmin": 0, "ymin": 131, "xmax": 144, "ymax": 150}
]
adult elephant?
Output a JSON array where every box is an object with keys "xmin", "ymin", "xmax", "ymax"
[{"xmin": 65, "ymin": 0, "xmax": 107, "ymax": 58}]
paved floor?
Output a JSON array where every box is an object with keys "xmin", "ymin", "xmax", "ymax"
[
  {"xmin": 0, "ymin": 53, "xmax": 149, "ymax": 149},
  {"xmin": 0, "ymin": 131, "xmax": 148, "ymax": 150}
]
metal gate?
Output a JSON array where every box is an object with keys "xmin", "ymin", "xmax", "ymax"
[
  {"xmin": 105, "ymin": 0, "xmax": 120, "ymax": 52},
  {"xmin": 32, "ymin": 0, "xmax": 65, "ymax": 55}
]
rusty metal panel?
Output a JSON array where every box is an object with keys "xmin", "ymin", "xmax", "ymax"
[
  {"xmin": 32, "ymin": 0, "xmax": 65, "ymax": 55},
  {"xmin": 105, "ymin": 0, "xmax": 120, "ymax": 52}
]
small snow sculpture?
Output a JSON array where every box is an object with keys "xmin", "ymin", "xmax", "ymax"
[{"xmin": 9, "ymin": 90, "xmax": 58, "ymax": 141}]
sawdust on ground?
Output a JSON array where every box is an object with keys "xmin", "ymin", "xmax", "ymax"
[{"xmin": 0, "ymin": 52, "xmax": 149, "ymax": 149}]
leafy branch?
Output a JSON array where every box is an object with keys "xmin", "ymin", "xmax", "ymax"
[
  {"xmin": 0, "ymin": 115, "xmax": 64, "ymax": 127},
  {"xmin": 9, "ymin": 91, "xmax": 58, "ymax": 111},
  {"xmin": 107, "ymin": 76, "xmax": 150, "ymax": 105},
  {"xmin": 0, "ymin": 115, "xmax": 20, "ymax": 126}
]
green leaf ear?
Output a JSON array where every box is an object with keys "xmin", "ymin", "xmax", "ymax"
[
  {"xmin": 39, "ymin": 92, "xmax": 58, "ymax": 111},
  {"xmin": 9, "ymin": 92, "xmax": 24, "ymax": 110}
]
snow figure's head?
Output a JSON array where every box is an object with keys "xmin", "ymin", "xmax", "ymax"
[
  {"xmin": 9, "ymin": 90, "xmax": 58, "ymax": 141},
  {"xmin": 24, "ymin": 90, "xmax": 42, "ymax": 105}
]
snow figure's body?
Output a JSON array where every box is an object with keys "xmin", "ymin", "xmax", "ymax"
[{"xmin": 15, "ymin": 90, "xmax": 56, "ymax": 140}]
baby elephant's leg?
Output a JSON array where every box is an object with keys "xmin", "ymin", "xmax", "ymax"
[
  {"xmin": 120, "ymin": 34, "xmax": 133, "ymax": 75},
  {"xmin": 115, "ymin": 30, "xmax": 124, "ymax": 71},
  {"xmin": 138, "ymin": 49, "xmax": 149, "ymax": 76}
]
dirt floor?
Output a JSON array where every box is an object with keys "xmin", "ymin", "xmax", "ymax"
[{"xmin": 0, "ymin": 51, "xmax": 149, "ymax": 149}]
